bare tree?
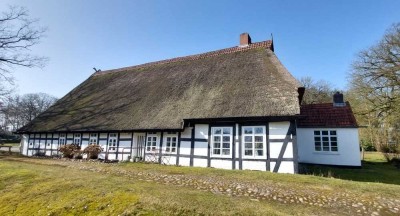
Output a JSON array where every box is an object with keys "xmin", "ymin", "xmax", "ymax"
[
  {"xmin": 349, "ymin": 23, "xmax": 400, "ymax": 159},
  {"xmin": 0, "ymin": 6, "xmax": 47, "ymax": 100},
  {"xmin": 299, "ymin": 76, "xmax": 337, "ymax": 105},
  {"xmin": 0, "ymin": 93, "xmax": 57, "ymax": 131}
]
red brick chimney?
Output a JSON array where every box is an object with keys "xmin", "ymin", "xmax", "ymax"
[{"xmin": 240, "ymin": 33, "xmax": 251, "ymax": 46}]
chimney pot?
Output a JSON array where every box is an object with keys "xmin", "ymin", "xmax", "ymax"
[
  {"xmin": 240, "ymin": 33, "xmax": 251, "ymax": 46},
  {"xmin": 333, "ymin": 92, "xmax": 346, "ymax": 107}
]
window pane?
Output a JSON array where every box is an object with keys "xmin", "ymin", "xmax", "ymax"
[
  {"xmin": 214, "ymin": 128, "xmax": 221, "ymax": 134},
  {"xmin": 214, "ymin": 136, "xmax": 221, "ymax": 142},
  {"xmin": 330, "ymin": 131, "xmax": 337, "ymax": 135},
  {"xmin": 331, "ymin": 147, "xmax": 338, "ymax": 151},
  {"xmin": 172, "ymin": 142, "xmax": 176, "ymax": 147},
  {"xmin": 172, "ymin": 137, "xmax": 177, "ymax": 142},
  {"xmin": 255, "ymin": 136, "xmax": 263, "ymax": 142},
  {"xmin": 223, "ymin": 142, "xmax": 230, "ymax": 148},
  {"xmin": 323, "ymin": 147, "xmax": 329, "ymax": 151},
  {"xmin": 244, "ymin": 136, "xmax": 252, "ymax": 142},
  {"xmin": 256, "ymin": 150, "xmax": 263, "ymax": 156},
  {"xmin": 322, "ymin": 131, "xmax": 328, "ymax": 135},
  {"xmin": 315, "ymin": 146, "xmax": 321, "ymax": 151},
  {"xmin": 245, "ymin": 150, "xmax": 253, "ymax": 156},
  {"xmin": 171, "ymin": 148, "xmax": 176, "ymax": 152},
  {"xmin": 213, "ymin": 142, "xmax": 220, "ymax": 148},
  {"xmin": 213, "ymin": 149, "xmax": 220, "ymax": 155},
  {"xmin": 255, "ymin": 143, "xmax": 263, "ymax": 149},
  {"xmin": 314, "ymin": 137, "xmax": 321, "ymax": 141},
  {"xmin": 245, "ymin": 143, "xmax": 252, "ymax": 148},
  {"xmin": 166, "ymin": 147, "xmax": 170, "ymax": 152},
  {"xmin": 331, "ymin": 137, "xmax": 337, "ymax": 142},
  {"xmin": 223, "ymin": 136, "xmax": 230, "ymax": 142},
  {"xmin": 152, "ymin": 137, "xmax": 156, "ymax": 141},
  {"xmin": 254, "ymin": 127, "xmax": 263, "ymax": 134},
  {"xmin": 244, "ymin": 128, "xmax": 253, "ymax": 134},
  {"xmin": 322, "ymin": 137, "xmax": 329, "ymax": 141},
  {"xmin": 167, "ymin": 137, "xmax": 171, "ymax": 142},
  {"xmin": 331, "ymin": 142, "xmax": 337, "ymax": 147},
  {"xmin": 314, "ymin": 131, "xmax": 320, "ymax": 135},
  {"xmin": 222, "ymin": 149, "xmax": 230, "ymax": 155},
  {"xmin": 223, "ymin": 128, "xmax": 231, "ymax": 134},
  {"xmin": 323, "ymin": 142, "xmax": 329, "ymax": 147}
]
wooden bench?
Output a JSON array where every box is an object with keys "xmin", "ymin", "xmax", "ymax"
[{"xmin": 0, "ymin": 144, "xmax": 12, "ymax": 153}]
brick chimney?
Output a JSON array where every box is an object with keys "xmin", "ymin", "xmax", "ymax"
[
  {"xmin": 240, "ymin": 33, "xmax": 251, "ymax": 47},
  {"xmin": 333, "ymin": 92, "xmax": 346, "ymax": 107}
]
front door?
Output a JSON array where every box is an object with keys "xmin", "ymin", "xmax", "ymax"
[{"xmin": 134, "ymin": 133, "xmax": 146, "ymax": 160}]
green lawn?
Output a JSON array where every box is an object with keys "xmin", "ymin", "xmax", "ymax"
[
  {"xmin": 301, "ymin": 152, "xmax": 400, "ymax": 185},
  {"xmin": 0, "ymin": 152, "xmax": 399, "ymax": 215}
]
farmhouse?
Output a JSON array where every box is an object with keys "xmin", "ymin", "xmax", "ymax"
[{"xmin": 16, "ymin": 33, "xmax": 361, "ymax": 173}]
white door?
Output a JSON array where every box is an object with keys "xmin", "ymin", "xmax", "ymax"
[{"xmin": 133, "ymin": 133, "xmax": 146, "ymax": 159}]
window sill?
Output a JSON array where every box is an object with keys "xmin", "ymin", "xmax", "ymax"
[
  {"xmin": 211, "ymin": 155, "xmax": 232, "ymax": 158},
  {"xmin": 313, "ymin": 151, "xmax": 339, "ymax": 155},
  {"xmin": 242, "ymin": 156, "xmax": 266, "ymax": 160}
]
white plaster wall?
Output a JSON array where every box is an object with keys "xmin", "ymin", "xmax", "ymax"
[
  {"xmin": 195, "ymin": 124, "xmax": 208, "ymax": 139},
  {"xmin": 120, "ymin": 133, "xmax": 132, "ymax": 139},
  {"xmin": 210, "ymin": 159, "xmax": 231, "ymax": 170},
  {"xmin": 193, "ymin": 158, "xmax": 207, "ymax": 167},
  {"xmin": 276, "ymin": 162, "xmax": 294, "ymax": 174},
  {"xmin": 119, "ymin": 140, "xmax": 131, "ymax": 148},
  {"xmin": 269, "ymin": 122, "xmax": 290, "ymax": 139},
  {"xmin": 181, "ymin": 127, "xmax": 192, "ymax": 139},
  {"xmin": 99, "ymin": 133, "xmax": 108, "ymax": 139},
  {"xmin": 194, "ymin": 141, "xmax": 207, "ymax": 156},
  {"xmin": 297, "ymin": 128, "xmax": 361, "ymax": 166},
  {"xmin": 269, "ymin": 142, "xmax": 293, "ymax": 159},
  {"xmin": 21, "ymin": 134, "xmax": 28, "ymax": 155},
  {"xmin": 179, "ymin": 157, "xmax": 190, "ymax": 166},
  {"xmin": 161, "ymin": 156, "xmax": 177, "ymax": 165},
  {"xmin": 180, "ymin": 141, "xmax": 191, "ymax": 155},
  {"xmin": 117, "ymin": 150, "xmax": 131, "ymax": 161},
  {"xmin": 242, "ymin": 161, "xmax": 265, "ymax": 171}
]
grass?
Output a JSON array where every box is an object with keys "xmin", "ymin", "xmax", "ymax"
[
  {"xmin": 301, "ymin": 151, "xmax": 400, "ymax": 185},
  {"xmin": 0, "ymin": 152, "xmax": 399, "ymax": 215}
]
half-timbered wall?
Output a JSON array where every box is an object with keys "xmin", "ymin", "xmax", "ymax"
[{"xmin": 20, "ymin": 120, "xmax": 298, "ymax": 174}]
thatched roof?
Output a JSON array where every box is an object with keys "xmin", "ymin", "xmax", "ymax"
[{"xmin": 18, "ymin": 40, "xmax": 302, "ymax": 133}]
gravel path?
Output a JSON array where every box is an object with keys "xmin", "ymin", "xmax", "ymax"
[{"xmin": 14, "ymin": 158, "xmax": 400, "ymax": 215}]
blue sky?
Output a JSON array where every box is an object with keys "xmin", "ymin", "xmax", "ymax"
[{"xmin": 1, "ymin": 0, "xmax": 399, "ymax": 98}]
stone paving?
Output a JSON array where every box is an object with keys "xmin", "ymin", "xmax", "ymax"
[{"xmin": 24, "ymin": 158, "xmax": 400, "ymax": 215}]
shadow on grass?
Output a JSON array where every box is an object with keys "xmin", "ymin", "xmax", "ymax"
[{"xmin": 300, "ymin": 160, "xmax": 400, "ymax": 185}]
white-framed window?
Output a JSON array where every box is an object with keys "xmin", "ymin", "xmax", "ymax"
[
  {"xmin": 314, "ymin": 130, "xmax": 338, "ymax": 152},
  {"xmin": 146, "ymin": 134, "xmax": 158, "ymax": 152},
  {"xmin": 59, "ymin": 134, "xmax": 66, "ymax": 145},
  {"xmin": 242, "ymin": 126, "xmax": 266, "ymax": 158},
  {"xmin": 211, "ymin": 127, "xmax": 232, "ymax": 157},
  {"xmin": 89, "ymin": 133, "xmax": 98, "ymax": 145},
  {"xmin": 108, "ymin": 133, "xmax": 118, "ymax": 152},
  {"xmin": 74, "ymin": 133, "xmax": 81, "ymax": 145},
  {"xmin": 165, "ymin": 133, "xmax": 177, "ymax": 153}
]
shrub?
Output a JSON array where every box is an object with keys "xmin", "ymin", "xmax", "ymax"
[
  {"xmin": 360, "ymin": 139, "xmax": 376, "ymax": 151},
  {"xmin": 58, "ymin": 144, "xmax": 80, "ymax": 158},
  {"xmin": 83, "ymin": 144, "xmax": 103, "ymax": 159}
]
